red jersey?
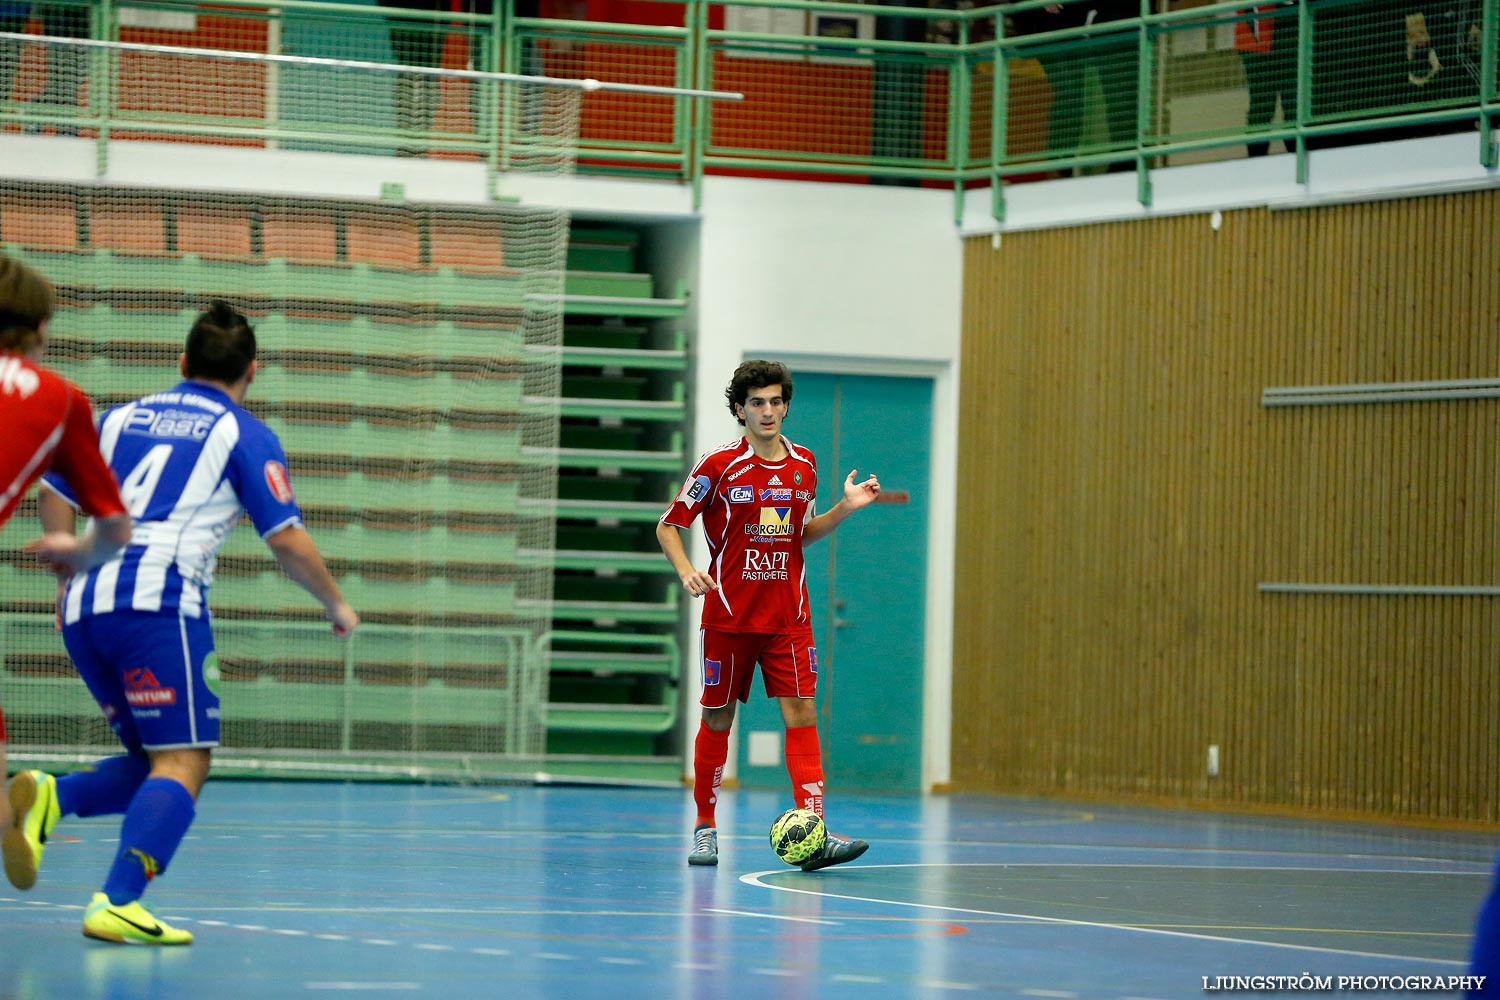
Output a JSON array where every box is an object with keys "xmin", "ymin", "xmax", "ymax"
[
  {"xmin": 661, "ymin": 436, "xmax": 819, "ymax": 635},
  {"xmin": 0, "ymin": 355, "xmax": 126, "ymax": 527}
]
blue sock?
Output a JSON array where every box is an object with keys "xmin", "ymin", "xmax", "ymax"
[
  {"xmin": 55, "ymin": 754, "xmax": 151, "ymax": 818},
  {"xmin": 1470, "ymin": 855, "xmax": 1500, "ymax": 996},
  {"xmin": 102, "ymin": 777, "xmax": 196, "ymax": 906}
]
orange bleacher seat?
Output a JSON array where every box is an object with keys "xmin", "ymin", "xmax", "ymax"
[
  {"xmin": 177, "ymin": 202, "xmax": 254, "ymax": 258},
  {"xmin": 88, "ymin": 193, "xmax": 169, "ymax": 253},
  {"xmin": 345, "ymin": 206, "xmax": 422, "ymax": 269},
  {"xmin": 262, "ymin": 206, "xmax": 339, "ymax": 263},
  {"xmin": 428, "ymin": 213, "xmax": 504, "ymax": 271},
  {"xmin": 0, "ymin": 189, "xmax": 79, "ymax": 249}
]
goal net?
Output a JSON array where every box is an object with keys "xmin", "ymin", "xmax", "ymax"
[{"xmin": 0, "ymin": 28, "xmax": 582, "ymax": 783}]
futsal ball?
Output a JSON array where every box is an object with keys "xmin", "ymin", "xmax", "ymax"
[{"xmin": 769, "ymin": 808, "xmax": 826, "ymax": 866}]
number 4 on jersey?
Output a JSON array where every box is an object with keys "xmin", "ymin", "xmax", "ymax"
[{"xmin": 119, "ymin": 444, "xmax": 173, "ymax": 517}]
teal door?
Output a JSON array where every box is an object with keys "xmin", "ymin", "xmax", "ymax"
[{"xmin": 734, "ymin": 371, "xmax": 932, "ymax": 794}]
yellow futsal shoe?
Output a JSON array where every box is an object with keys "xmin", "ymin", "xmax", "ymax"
[
  {"xmin": 3, "ymin": 769, "xmax": 59, "ymax": 890},
  {"xmin": 83, "ymin": 893, "xmax": 194, "ymax": 946}
]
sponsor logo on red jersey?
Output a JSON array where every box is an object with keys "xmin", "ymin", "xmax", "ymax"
[
  {"xmin": 680, "ymin": 474, "xmax": 711, "ymax": 505},
  {"xmin": 742, "ymin": 548, "xmax": 790, "ymax": 581},
  {"xmin": 745, "ymin": 506, "xmax": 794, "ymax": 537},
  {"xmin": 264, "ymin": 461, "xmax": 295, "ymax": 504},
  {"xmin": 0, "ymin": 357, "xmax": 41, "ymax": 399}
]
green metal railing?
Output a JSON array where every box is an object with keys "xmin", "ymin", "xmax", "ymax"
[{"xmin": 1, "ymin": 0, "xmax": 1495, "ymax": 220}]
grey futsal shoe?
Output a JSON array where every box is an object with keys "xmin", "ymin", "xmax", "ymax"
[
  {"xmin": 799, "ymin": 833, "xmax": 868, "ymax": 872},
  {"xmin": 687, "ymin": 824, "xmax": 718, "ymax": 866}
]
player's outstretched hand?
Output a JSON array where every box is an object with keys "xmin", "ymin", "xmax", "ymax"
[
  {"xmin": 327, "ymin": 600, "xmax": 360, "ymax": 637},
  {"xmin": 679, "ymin": 570, "xmax": 718, "ymax": 599},
  {"xmin": 843, "ymin": 469, "xmax": 880, "ymax": 510}
]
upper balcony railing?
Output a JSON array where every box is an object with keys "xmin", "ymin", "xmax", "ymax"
[{"xmin": 2, "ymin": 0, "xmax": 1495, "ymax": 220}]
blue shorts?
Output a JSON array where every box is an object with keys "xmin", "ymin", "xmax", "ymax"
[{"xmin": 62, "ymin": 611, "xmax": 221, "ymax": 752}]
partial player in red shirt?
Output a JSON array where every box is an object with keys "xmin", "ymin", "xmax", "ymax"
[
  {"xmin": 0, "ymin": 254, "xmax": 131, "ymax": 880},
  {"xmin": 657, "ymin": 359, "xmax": 880, "ymax": 870}
]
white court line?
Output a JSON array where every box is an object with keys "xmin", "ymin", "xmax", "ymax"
[
  {"xmin": 863, "ymin": 860, "xmax": 1490, "ymax": 876},
  {"xmin": 702, "ymin": 907, "xmax": 841, "ymax": 926},
  {"xmin": 304, "ymin": 984, "xmax": 422, "ymax": 992},
  {"xmin": 740, "ymin": 864, "xmax": 1472, "ymax": 966}
]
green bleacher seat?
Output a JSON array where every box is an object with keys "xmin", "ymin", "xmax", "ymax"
[
  {"xmin": 5, "ymin": 246, "xmax": 529, "ymax": 313},
  {"xmin": 259, "ymin": 315, "xmax": 525, "ymax": 360},
  {"xmin": 290, "ymin": 469, "xmax": 519, "ymax": 515},
  {"xmin": 254, "ymin": 364, "xmax": 521, "ymax": 410},
  {"xmin": 558, "ymin": 472, "xmax": 646, "ymax": 502},
  {"xmin": 559, "ymin": 424, "xmax": 646, "ymax": 451},
  {"xmin": 0, "ymin": 563, "xmax": 54, "ymax": 614},
  {"xmin": 564, "ymin": 323, "xmax": 648, "ymax": 350},
  {"xmin": 554, "ymin": 525, "xmax": 638, "ymax": 552},
  {"xmin": 209, "ymin": 570, "xmax": 518, "ymax": 620},
  {"xmin": 55, "ymin": 305, "xmax": 199, "ymax": 342},
  {"xmin": 554, "ymin": 576, "xmax": 638, "ymax": 603},
  {"xmin": 566, "ymin": 228, "xmax": 638, "ymax": 273},
  {"xmin": 561, "ymin": 373, "xmax": 649, "ymax": 400},
  {"xmin": 544, "ymin": 598, "xmax": 678, "ymax": 626},
  {"xmin": 221, "ymin": 521, "xmax": 518, "ymax": 566},
  {"xmin": 563, "ymin": 271, "xmax": 654, "ymax": 299},
  {"xmin": 544, "ymin": 702, "xmax": 675, "ymax": 735},
  {"xmin": 264, "ymin": 417, "xmax": 522, "ymax": 465}
]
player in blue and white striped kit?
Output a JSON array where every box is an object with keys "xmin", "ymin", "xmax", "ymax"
[{"xmin": 7, "ymin": 301, "xmax": 359, "ymax": 945}]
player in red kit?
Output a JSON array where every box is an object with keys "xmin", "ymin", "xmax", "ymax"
[
  {"xmin": 0, "ymin": 254, "xmax": 131, "ymax": 877},
  {"xmin": 657, "ymin": 359, "xmax": 880, "ymax": 869}
]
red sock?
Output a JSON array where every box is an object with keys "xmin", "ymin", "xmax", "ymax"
[
  {"xmin": 784, "ymin": 725, "xmax": 825, "ymax": 818},
  {"xmin": 0, "ymin": 703, "xmax": 7, "ymax": 742},
  {"xmin": 693, "ymin": 721, "xmax": 730, "ymax": 828}
]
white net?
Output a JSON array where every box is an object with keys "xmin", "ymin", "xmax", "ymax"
[{"xmin": 0, "ymin": 30, "xmax": 583, "ymax": 782}]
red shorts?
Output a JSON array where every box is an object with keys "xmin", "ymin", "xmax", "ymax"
[{"xmin": 697, "ymin": 629, "xmax": 817, "ymax": 708}]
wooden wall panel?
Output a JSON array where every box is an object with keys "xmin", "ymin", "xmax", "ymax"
[{"xmin": 955, "ymin": 191, "xmax": 1500, "ymax": 824}]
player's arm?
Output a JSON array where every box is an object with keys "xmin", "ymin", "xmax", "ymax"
[
  {"xmin": 656, "ymin": 520, "xmax": 717, "ymax": 598},
  {"xmin": 24, "ymin": 483, "xmax": 131, "ymax": 575},
  {"xmin": 24, "ymin": 390, "xmax": 132, "ymax": 573},
  {"xmin": 263, "ymin": 524, "xmax": 360, "ymax": 636},
  {"xmin": 803, "ymin": 469, "xmax": 881, "ymax": 545}
]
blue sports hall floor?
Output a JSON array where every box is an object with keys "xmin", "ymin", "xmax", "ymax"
[{"xmin": 0, "ymin": 780, "xmax": 1492, "ymax": 1000}]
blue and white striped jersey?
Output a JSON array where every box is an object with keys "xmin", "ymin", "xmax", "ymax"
[{"xmin": 44, "ymin": 380, "xmax": 304, "ymax": 624}]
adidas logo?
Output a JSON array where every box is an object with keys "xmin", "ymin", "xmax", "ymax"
[{"xmin": 768, "ymin": 475, "xmax": 783, "ymax": 485}]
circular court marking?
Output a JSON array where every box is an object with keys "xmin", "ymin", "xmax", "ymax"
[{"xmin": 744, "ymin": 862, "xmax": 1484, "ymax": 964}]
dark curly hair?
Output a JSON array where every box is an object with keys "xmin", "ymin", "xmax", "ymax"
[{"xmin": 725, "ymin": 359, "xmax": 793, "ymax": 426}]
